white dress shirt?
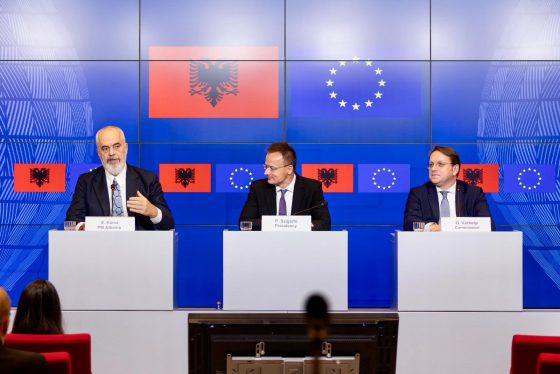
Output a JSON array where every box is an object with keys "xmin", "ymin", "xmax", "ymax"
[
  {"xmin": 425, "ymin": 182, "xmax": 457, "ymax": 231},
  {"xmin": 275, "ymin": 175, "xmax": 296, "ymax": 215}
]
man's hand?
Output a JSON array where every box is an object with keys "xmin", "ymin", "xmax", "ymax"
[
  {"xmin": 127, "ymin": 191, "xmax": 158, "ymax": 218},
  {"xmin": 429, "ymin": 223, "xmax": 441, "ymax": 232}
]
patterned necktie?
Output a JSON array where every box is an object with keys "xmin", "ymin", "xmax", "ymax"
[
  {"xmin": 440, "ymin": 191, "xmax": 450, "ymax": 218},
  {"xmin": 112, "ymin": 178, "xmax": 124, "ymax": 217},
  {"xmin": 278, "ymin": 189, "xmax": 287, "ymax": 215}
]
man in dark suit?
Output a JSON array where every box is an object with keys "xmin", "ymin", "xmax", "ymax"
[
  {"xmin": 66, "ymin": 126, "xmax": 174, "ymax": 230},
  {"xmin": 240, "ymin": 142, "xmax": 331, "ymax": 231},
  {"xmin": 404, "ymin": 146, "xmax": 494, "ymax": 231},
  {"xmin": 0, "ymin": 288, "xmax": 48, "ymax": 373}
]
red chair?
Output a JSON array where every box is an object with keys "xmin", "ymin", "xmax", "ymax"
[
  {"xmin": 5, "ymin": 333, "xmax": 91, "ymax": 374},
  {"xmin": 537, "ymin": 353, "xmax": 560, "ymax": 374},
  {"xmin": 511, "ymin": 334, "xmax": 560, "ymax": 374},
  {"xmin": 42, "ymin": 352, "xmax": 72, "ymax": 374}
]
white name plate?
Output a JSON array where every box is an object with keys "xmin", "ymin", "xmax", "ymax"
[
  {"xmin": 85, "ymin": 216, "xmax": 135, "ymax": 231},
  {"xmin": 261, "ymin": 215, "xmax": 312, "ymax": 231},
  {"xmin": 440, "ymin": 217, "xmax": 491, "ymax": 232}
]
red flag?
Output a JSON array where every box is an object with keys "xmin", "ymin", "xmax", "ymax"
[
  {"xmin": 458, "ymin": 164, "xmax": 500, "ymax": 193},
  {"xmin": 159, "ymin": 164, "xmax": 212, "ymax": 193},
  {"xmin": 14, "ymin": 164, "xmax": 66, "ymax": 192},
  {"xmin": 301, "ymin": 164, "xmax": 354, "ymax": 193},
  {"xmin": 149, "ymin": 47, "xmax": 279, "ymax": 118}
]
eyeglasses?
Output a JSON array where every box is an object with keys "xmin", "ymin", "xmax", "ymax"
[
  {"xmin": 428, "ymin": 162, "xmax": 452, "ymax": 169},
  {"xmin": 264, "ymin": 164, "xmax": 292, "ymax": 172},
  {"xmin": 99, "ymin": 143, "xmax": 123, "ymax": 154}
]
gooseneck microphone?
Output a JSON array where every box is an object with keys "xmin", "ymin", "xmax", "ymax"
[
  {"xmin": 293, "ymin": 201, "xmax": 328, "ymax": 216},
  {"xmin": 306, "ymin": 294, "xmax": 329, "ymax": 374}
]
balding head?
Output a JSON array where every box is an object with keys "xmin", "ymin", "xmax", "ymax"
[{"xmin": 0, "ymin": 288, "xmax": 11, "ymax": 339}]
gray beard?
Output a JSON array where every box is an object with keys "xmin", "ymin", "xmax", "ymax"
[{"xmin": 103, "ymin": 157, "xmax": 126, "ymax": 176}]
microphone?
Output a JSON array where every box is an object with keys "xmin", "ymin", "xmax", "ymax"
[
  {"xmin": 293, "ymin": 201, "xmax": 328, "ymax": 216},
  {"xmin": 306, "ymin": 294, "xmax": 329, "ymax": 374}
]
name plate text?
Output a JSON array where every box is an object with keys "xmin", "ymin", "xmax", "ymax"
[
  {"xmin": 85, "ymin": 216, "xmax": 135, "ymax": 231},
  {"xmin": 261, "ymin": 215, "xmax": 312, "ymax": 231},
  {"xmin": 440, "ymin": 217, "xmax": 491, "ymax": 232}
]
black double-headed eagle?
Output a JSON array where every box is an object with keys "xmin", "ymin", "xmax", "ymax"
[
  {"xmin": 175, "ymin": 168, "xmax": 195, "ymax": 188},
  {"xmin": 189, "ymin": 59, "xmax": 239, "ymax": 107},
  {"xmin": 318, "ymin": 168, "xmax": 338, "ymax": 188},
  {"xmin": 463, "ymin": 168, "xmax": 483, "ymax": 186},
  {"xmin": 30, "ymin": 168, "xmax": 50, "ymax": 187}
]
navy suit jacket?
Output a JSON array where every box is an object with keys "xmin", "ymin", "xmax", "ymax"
[
  {"xmin": 66, "ymin": 165, "xmax": 174, "ymax": 231},
  {"xmin": 403, "ymin": 180, "xmax": 495, "ymax": 231},
  {"xmin": 0, "ymin": 344, "xmax": 47, "ymax": 373},
  {"xmin": 239, "ymin": 175, "xmax": 331, "ymax": 231}
]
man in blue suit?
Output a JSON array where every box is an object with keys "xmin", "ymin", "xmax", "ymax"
[
  {"xmin": 404, "ymin": 146, "xmax": 494, "ymax": 231},
  {"xmin": 66, "ymin": 126, "xmax": 174, "ymax": 231}
]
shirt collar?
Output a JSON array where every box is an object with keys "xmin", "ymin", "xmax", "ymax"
[
  {"xmin": 105, "ymin": 164, "xmax": 127, "ymax": 185},
  {"xmin": 276, "ymin": 174, "xmax": 296, "ymax": 193},
  {"xmin": 436, "ymin": 181, "xmax": 456, "ymax": 194}
]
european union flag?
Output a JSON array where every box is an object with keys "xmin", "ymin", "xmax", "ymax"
[
  {"xmin": 289, "ymin": 60, "xmax": 422, "ymax": 118},
  {"xmin": 358, "ymin": 164, "xmax": 410, "ymax": 193},
  {"xmin": 215, "ymin": 164, "xmax": 263, "ymax": 193},
  {"xmin": 503, "ymin": 165, "xmax": 556, "ymax": 193}
]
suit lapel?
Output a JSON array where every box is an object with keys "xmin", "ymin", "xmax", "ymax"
[
  {"xmin": 291, "ymin": 176, "xmax": 304, "ymax": 215},
  {"xmin": 427, "ymin": 183, "xmax": 440, "ymax": 219},
  {"xmin": 93, "ymin": 168, "xmax": 110, "ymax": 216},
  {"xmin": 126, "ymin": 166, "xmax": 141, "ymax": 217},
  {"xmin": 455, "ymin": 181, "xmax": 465, "ymax": 217},
  {"xmin": 265, "ymin": 183, "xmax": 277, "ymax": 215}
]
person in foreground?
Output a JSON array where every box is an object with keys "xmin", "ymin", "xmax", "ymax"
[
  {"xmin": 66, "ymin": 125, "xmax": 174, "ymax": 230},
  {"xmin": 12, "ymin": 280, "xmax": 63, "ymax": 335},
  {"xmin": 403, "ymin": 146, "xmax": 495, "ymax": 232},
  {"xmin": 240, "ymin": 142, "xmax": 331, "ymax": 231},
  {"xmin": 0, "ymin": 287, "xmax": 48, "ymax": 373}
]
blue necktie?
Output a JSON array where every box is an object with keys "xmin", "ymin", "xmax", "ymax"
[
  {"xmin": 278, "ymin": 189, "xmax": 287, "ymax": 215},
  {"xmin": 112, "ymin": 178, "xmax": 124, "ymax": 217},
  {"xmin": 440, "ymin": 191, "xmax": 450, "ymax": 218}
]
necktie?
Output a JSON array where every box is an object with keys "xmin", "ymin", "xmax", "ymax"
[
  {"xmin": 440, "ymin": 191, "xmax": 450, "ymax": 218},
  {"xmin": 278, "ymin": 189, "xmax": 287, "ymax": 215},
  {"xmin": 112, "ymin": 178, "xmax": 124, "ymax": 217}
]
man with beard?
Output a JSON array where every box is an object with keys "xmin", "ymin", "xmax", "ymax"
[
  {"xmin": 66, "ymin": 126, "xmax": 174, "ymax": 230},
  {"xmin": 403, "ymin": 146, "xmax": 494, "ymax": 232}
]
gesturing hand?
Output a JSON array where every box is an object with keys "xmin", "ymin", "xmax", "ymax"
[{"xmin": 127, "ymin": 191, "xmax": 158, "ymax": 218}]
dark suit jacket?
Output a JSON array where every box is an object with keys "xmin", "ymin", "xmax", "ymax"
[
  {"xmin": 66, "ymin": 165, "xmax": 174, "ymax": 230},
  {"xmin": 239, "ymin": 175, "xmax": 331, "ymax": 231},
  {"xmin": 0, "ymin": 343, "xmax": 47, "ymax": 374},
  {"xmin": 403, "ymin": 180, "xmax": 495, "ymax": 231}
]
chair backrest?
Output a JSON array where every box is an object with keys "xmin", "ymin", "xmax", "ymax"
[
  {"xmin": 537, "ymin": 352, "xmax": 560, "ymax": 374},
  {"xmin": 42, "ymin": 352, "xmax": 72, "ymax": 374},
  {"xmin": 5, "ymin": 333, "xmax": 91, "ymax": 374},
  {"xmin": 511, "ymin": 334, "xmax": 560, "ymax": 374}
]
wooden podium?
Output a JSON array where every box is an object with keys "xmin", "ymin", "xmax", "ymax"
[
  {"xmin": 394, "ymin": 231, "xmax": 523, "ymax": 311},
  {"xmin": 223, "ymin": 231, "xmax": 348, "ymax": 311},
  {"xmin": 49, "ymin": 230, "xmax": 177, "ymax": 310}
]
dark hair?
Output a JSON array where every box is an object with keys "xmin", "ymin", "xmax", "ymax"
[
  {"xmin": 267, "ymin": 142, "xmax": 297, "ymax": 168},
  {"xmin": 430, "ymin": 146, "xmax": 461, "ymax": 173},
  {"xmin": 12, "ymin": 280, "xmax": 64, "ymax": 335}
]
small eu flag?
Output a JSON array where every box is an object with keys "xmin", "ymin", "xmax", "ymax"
[
  {"xmin": 503, "ymin": 165, "xmax": 556, "ymax": 193},
  {"xmin": 358, "ymin": 164, "xmax": 410, "ymax": 193},
  {"xmin": 215, "ymin": 164, "xmax": 262, "ymax": 192}
]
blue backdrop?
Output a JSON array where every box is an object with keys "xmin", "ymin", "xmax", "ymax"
[{"xmin": 1, "ymin": 0, "xmax": 559, "ymax": 308}]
